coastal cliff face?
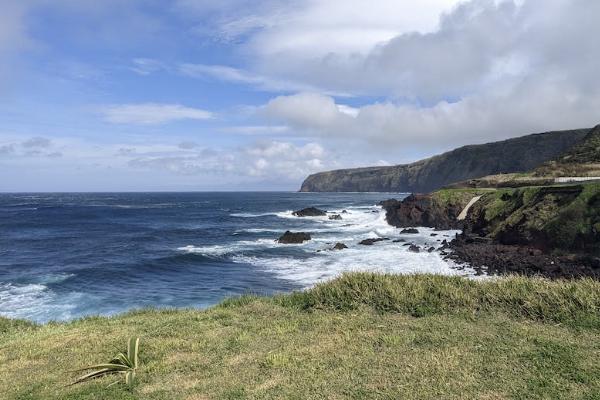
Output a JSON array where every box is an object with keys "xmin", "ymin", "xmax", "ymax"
[
  {"xmin": 381, "ymin": 189, "xmax": 488, "ymax": 230},
  {"xmin": 462, "ymin": 184, "xmax": 600, "ymax": 255},
  {"xmin": 381, "ymin": 184, "xmax": 600, "ymax": 277},
  {"xmin": 300, "ymin": 128, "xmax": 590, "ymax": 193}
]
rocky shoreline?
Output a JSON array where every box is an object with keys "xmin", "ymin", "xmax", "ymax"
[
  {"xmin": 446, "ymin": 234, "xmax": 600, "ymax": 278},
  {"xmin": 381, "ymin": 185, "xmax": 600, "ymax": 279},
  {"xmin": 282, "ymin": 197, "xmax": 600, "ymax": 278}
]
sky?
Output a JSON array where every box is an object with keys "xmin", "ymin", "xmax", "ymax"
[{"xmin": 0, "ymin": 0, "xmax": 599, "ymax": 191}]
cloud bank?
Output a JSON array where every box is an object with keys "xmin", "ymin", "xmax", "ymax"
[
  {"xmin": 252, "ymin": 0, "xmax": 600, "ymax": 150},
  {"xmin": 102, "ymin": 103, "xmax": 214, "ymax": 125}
]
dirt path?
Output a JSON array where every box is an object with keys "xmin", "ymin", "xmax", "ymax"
[{"xmin": 457, "ymin": 196, "xmax": 483, "ymax": 221}]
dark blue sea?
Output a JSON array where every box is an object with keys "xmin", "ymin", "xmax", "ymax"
[{"xmin": 0, "ymin": 192, "xmax": 471, "ymax": 323}]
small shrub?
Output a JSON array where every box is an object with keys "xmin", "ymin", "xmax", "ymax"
[{"xmin": 71, "ymin": 337, "xmax": 140, "ymax": 387}]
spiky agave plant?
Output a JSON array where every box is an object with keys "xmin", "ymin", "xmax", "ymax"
[{"xmin": 71, "ymin": 337, "xmax": 140, "ymax": 387}]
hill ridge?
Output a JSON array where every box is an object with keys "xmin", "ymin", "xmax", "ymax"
[{"xmin": 300, "ymin": 128, "xmax": 592, "ymax": 193}]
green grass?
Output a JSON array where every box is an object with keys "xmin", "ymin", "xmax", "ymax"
[
  {"xmin": 1, "ymin": 273, "xmax": 600, "ymax": 399},
  {"xmin": 469, "ymin": 183, "xmax": 600, "ymax": 253},
  {"xmin": 432, "ymin": 188, "xmax": 495, "ymax": 209}
]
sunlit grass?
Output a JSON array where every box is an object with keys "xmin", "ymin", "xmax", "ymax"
[{"xmin": 1, "ymin": 273, "xmax": 599, "ymax": 399}]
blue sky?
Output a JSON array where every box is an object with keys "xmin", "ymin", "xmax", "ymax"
[{"xmin": 1, "ymin": 0, "xmax": 599, "ymax": 191}]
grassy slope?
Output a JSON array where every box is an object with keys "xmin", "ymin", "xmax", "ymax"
[
  {"xmin": 1, "ymin": 273, "xmax": 600, "ymax": 400},
  {"xmin": 431, "ymin": 188, "xmax": 496, "ymax": 209},
  {"xmin": 468, "ymin": 183, "xmax": 600, "ymax": 254}
]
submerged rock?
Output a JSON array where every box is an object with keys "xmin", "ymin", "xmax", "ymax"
[
  {"xmin": 332, "ymin": 243, "xmax": 348, "ymax": 250},
  {"xmin": 328, "ymin": 214, "xmax": 343, "ymax": 220},
  {"xmin": 400, "ymin": 228, "xmax": 420, "ymax": 234},
  {"xmin": 278, "ymin": 231, "xmax": 311, "ymax": 244},
  {"xmin": 393, "ymin": 239, "xmax": 406, "ymax": 243},
  {"xmin": 293, "ymin": 207, "xmax": 327, "ymax": 217},
  {"xmin": 408, "ymin": 245, "xmax": 421, "ymax": 253},
  {"xmin": 359, "ymin": 238, "xmax": 390, "ymax": 246}
]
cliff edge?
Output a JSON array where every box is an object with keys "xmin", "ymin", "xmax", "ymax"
[{"xmin": 300, "ymin": 128, "xmax": 590, "ymax": 193}]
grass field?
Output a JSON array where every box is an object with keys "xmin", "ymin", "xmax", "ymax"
[{"xmin": 1, "ymin": 273, "xmax": 599, "ymax": 399}]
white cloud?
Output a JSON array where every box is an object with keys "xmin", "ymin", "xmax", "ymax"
[
  {"xmin": 220, "ymin": 125, "xmax": 290, "ymax": 135},
  {"xmin": 102, "ymin": 103, "xmax": 214, "ymax": 125},
  {"xmin": 130, "ymin": 58, "xmax": 166, "ymax": 75},
  {"xmin": 261, "ymin": 83, "xmax": 600, "ymax": 152},
  {"xmin": 178, "ymin": 0, "xmax": 461, "ymax": 54},
  {"xmin": 262, "ymin": 93, "xmax": 347, "ymax": 130},
  {"xmin": 127, "ymin": 140, "xmax": 328, "ymax": 181},
  {"xmin": 22, "ymin": 136, "xmax": 52, "ymax": 148},
  {"xmin": 178, "ymin": 63, "xmax": 331, "ymax": 93},
  {"xmin": 254, "ymin": 0, "xmax": 600, "ymax": 153},
  {"xmin": 179, "ymin": 63, "xmax": 263, "ymax": 85}
]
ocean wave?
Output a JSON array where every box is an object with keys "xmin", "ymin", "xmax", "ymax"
[
  {"xmin": 0, "ymin": 282, "xmax": 83, "ymax": 323},
  {"xmin": 232, "ymin": 240, "xmax": 475, "ymax": 287},
  {"xmin": 230, "ymin": 211, "xmax": 291, "ymax": 218},
  {"xmin": 177, "ymin": 239, "xmax": 285, "ymax": 257}
]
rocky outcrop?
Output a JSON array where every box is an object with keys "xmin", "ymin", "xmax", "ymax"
[
  {"xmin": 278, "ymin": 231, "xmax": 312, "ymax": 244},
  {"xmin": 293, "ymin": 207, "xmax": 327, "ymax": 217},
  {"xmin": 408, "ymin": 245, "xmax": 421, "ymax": 253},
  {"xmin": 381, "ymin": 191, "xmax": 479, "ymax": 230},
  {"xmin": 400, "ymin": 228, "xmax": 419, "ymax": 234},
  {"xmin": 447, "ymin": 238, "xmax": 600, "ymax": 278},
  {"xmin": 359, "ymin": 238, "xmax": 390, "ymax": 246},
  {"xmin": 328, "ymin": 214, "xmax": 342, "ymax": 220},
  {"xmin": 332, "ymin": 243, "xmax": 348, "ymax": 250},
  {"xmin": 300, "ymin": 128, "xmax": 590, "ymax": 192},
  {"xmin": 447, "ymin": 184, "xmax": 600, "ymax": 278}
]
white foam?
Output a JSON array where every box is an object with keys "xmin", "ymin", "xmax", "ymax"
[
  {"xmin": 178, "ymin": 238, "xmax": 284, "ymax": 257},
  {"xmin": 231, "ymin": 211, "xmax": 293, "ymax": 218},
  {"xmin": 187, "ymin": 204, "xmax": 475, "ymax": 286},
  {"xmin": 235, "ymin": 228, "xmax": 284, "ymax": 234},
  {"xmin": 227, "ymin": 205, "xmax": 474, "ymax": 285},
  {"xmin": 0, "ymin": 282, "xmax": 82, "ymax": 322},
  {"xmin": 232, "ymin": 244, "xmax": 475, "ymax": 287}
]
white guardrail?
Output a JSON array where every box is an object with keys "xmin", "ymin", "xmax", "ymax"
[{"xmin": 554, "ymin": 177, "xmax": 600, "ymax": 183}]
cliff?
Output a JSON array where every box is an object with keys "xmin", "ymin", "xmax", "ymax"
[
  {"xmin": 300, "ymin": 128, "xmax": 591, "ymax": 192},
  {"xmin": 380, "ymin": 189, "xmax": 492, "ymax": 230},
  {"xmin": 462, "ymin": 184, "xmax": 600, "ymax": 255}
]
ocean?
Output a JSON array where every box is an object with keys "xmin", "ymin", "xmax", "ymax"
[{"xmin": 0, "ymin": 192, "xmax": 474, "ymax": 323}]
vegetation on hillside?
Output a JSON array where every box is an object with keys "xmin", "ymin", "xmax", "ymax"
[
  {"xmin": 1, "ymin": 273, "xmax": 599, "ymax": 399},
  {"xmin": 431, "ymin": 188, "xmax": 495, "ymax": 209},
  {"xmin": 465, "ymin": 183, "xmax": 600, "ymax": 254},
  {"xmin": 534, "ymin": 125, "xmax": 600, "ymax": 177}
]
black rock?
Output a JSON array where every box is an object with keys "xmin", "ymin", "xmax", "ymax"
[
  {"xmin": 430, "ymin": 233, "xmax": 438, "ymax": 237},
  {"xmin": 408, "ymin": 245, "xmax": 421, "ymax": 253},
  {"xmin": 401, "ymin": 228, "xmax": 420, "ymax": 234},
  {"xmin": 393, "ymin": 239, "xmax": 406, "ymax": 243},
  {"xmin": 332, "ymin": 243, "xmax": 348, "ymax": 250},
  {"xmin": 292, "ymin": 207, "xmax": 327, "ymax": 217},
  {"xmin": 359, "ymin": 238, "xmax": 390, "ymax": 246},
  {"xmin": 277, "ymin": 231, "xmax": 311, "ymax": 244},
  {"xmin": 328, "ymin": 214, "xmax": 343, "ymax": 220},
  {"xmin": 427, "ymin": 247, "xmax": 435, "ymax": 253},
  {"xmin": 341, "ymin": 210, "xmax": 348, "ymax": 214}
]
